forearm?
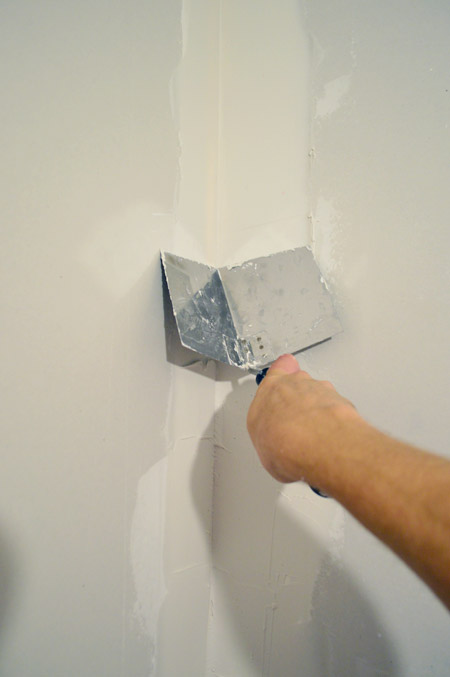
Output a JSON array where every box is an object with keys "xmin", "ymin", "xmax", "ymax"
[
  {"xmin": 312, "ymin": 415, "xmax": 450, "ymax": 610},
  {"xmin": 247, "ymin": 355, "xmax": 450, "ymax": 609}
]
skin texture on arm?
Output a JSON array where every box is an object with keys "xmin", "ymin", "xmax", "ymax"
[{"xmin": 247, "ymin": 354, "xmax": 450, "ymax": 611}]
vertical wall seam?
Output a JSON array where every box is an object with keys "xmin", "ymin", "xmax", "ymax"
[
  {"xmin": 205, "ymin": 1, "xmax": 223, "ymax": 672},
  {"xmin": 214, "ymin": 0, "xmax": 224, "ymax": 264},
  {"xmin": 306, "ymin": 30, "xmax": 316, "ymax": 254}
]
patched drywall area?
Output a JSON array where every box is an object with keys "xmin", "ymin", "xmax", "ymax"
[
  {"xmin": 0, "ymin": 1, "xmax": 216, "ymax": 675},
  {"xmin": 206, "ymin": 1, "xmax": 333, "ymax": 675},
  {"xmin": 303, "ymin": 1, "xmax": 450, "ymax": 673},
  {"xmin": 215, "ymin": 0, "xmax": 311, "ymax": 265},
  {"xmin": 207, "ymin": 1, "xmax": 450, "ymax": 676},
  {"xmin": 3, "ymin": 1, "xmax": 450, "ymax": 675}
]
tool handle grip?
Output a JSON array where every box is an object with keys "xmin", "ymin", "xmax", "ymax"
[{"xmin": 255, "ymin": 368, "xmax": 328, "ymax": 498}]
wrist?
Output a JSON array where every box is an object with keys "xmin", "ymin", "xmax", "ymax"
[{"xmin": 297, "ymin": 407, "xmax": 371, "ymax": 493}]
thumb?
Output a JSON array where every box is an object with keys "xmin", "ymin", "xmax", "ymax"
[{"xmin": 266, "ymin": 353, "xmax": 301, "ymax": 377}]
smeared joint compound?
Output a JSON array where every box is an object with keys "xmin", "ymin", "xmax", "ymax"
[
  {"xmin": 316, "ymin": 73, "xmax": 352, "ymax": 119},
  {"xmin": 262, "ymin": 601, "xmax": 277, "ymax": 677}
]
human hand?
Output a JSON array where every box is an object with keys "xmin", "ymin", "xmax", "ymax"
[{"xmin": 247, "ymin": 354, "xmax": 359, "ymax": 484}]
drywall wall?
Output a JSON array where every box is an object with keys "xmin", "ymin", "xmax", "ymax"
[
  {"xmin": 0, "ymin": 0, "xmax": 216, "ymax": 675},
  {"xmin": 207, "ymin": 0, "xmax": 450, "ymax": 676},
  {"xmin": 2, "ymin": 1, "xmax": 450, "ymax": 675},
  {"xmin": 157, "ymin": 6, "xmax": 221, "ymax": 675},
  {"xmin": 301, "ymin": 1, "xmax": 450, "ymax": 673},
  {"xmin": 216, "ymin": 0, "xmax": 310, "ymax": 264}
]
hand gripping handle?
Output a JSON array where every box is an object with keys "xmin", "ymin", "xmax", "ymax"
[{"xmin": 255, "ymin": 368, "xmax": 328, "ymax": 498}]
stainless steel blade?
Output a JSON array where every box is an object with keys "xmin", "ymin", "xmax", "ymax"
[{"xmin": 161, "ymin": 247, "xmax": 342, "ymax": 370}]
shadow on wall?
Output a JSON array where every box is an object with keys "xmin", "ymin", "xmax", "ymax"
[{"xmin": 191, "ymin": 373, "xmax": 401, "ymax": 677}]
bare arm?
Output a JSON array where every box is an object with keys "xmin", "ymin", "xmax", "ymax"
[{"xmin": 247, "ymin": 354, "xmax": 450, "ymax": 610}]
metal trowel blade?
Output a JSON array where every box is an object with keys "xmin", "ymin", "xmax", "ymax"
[{"xmin": 161, "ymin": 247, "xmax": 342, "ymax": 371}]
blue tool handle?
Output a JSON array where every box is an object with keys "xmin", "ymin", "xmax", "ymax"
[
  {"xmin": 255, "ymin": 367, "xmax": 269, "ymax": 385},
  {"xmin": 255, "ymin": 368, "xmax": 328, "ymax": 498}
]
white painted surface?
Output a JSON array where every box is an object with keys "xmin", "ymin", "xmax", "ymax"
[
  {"xmin": 217, "ymin": 0, "xmax": 310, "ymax": 265},
  {"xmin": 301, "ymin": 2, "xmax": 450, "ymax": 674},
  {"xmin": 207, "ymin": 1, "xmax": 450, "ymax": 676},
  {"xmin": 0, "ymin": 1, "xmax": 215, "ymax": 675},
  {"xmin": 2, "ymin": 1, "xmax": 450, "ymax": 675}
]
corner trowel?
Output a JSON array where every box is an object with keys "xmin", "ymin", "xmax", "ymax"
[{"xmin": 161, "ymin": 246, "xmax": 342, "ymax": 497}]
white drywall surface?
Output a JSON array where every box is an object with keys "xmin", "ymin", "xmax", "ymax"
[
  {"xmin": 207, "ymin": 0, "xmax": 450, "ymax": 676},
  {"xmin": 2, "ymin": 1, "xmax": 450, "ymax": 676},
  {"xmin": 0, "ymin": 1, "xmax": 215, "ymax": 675}
]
